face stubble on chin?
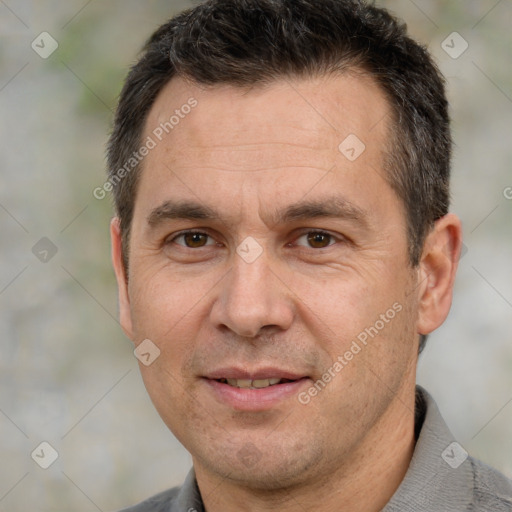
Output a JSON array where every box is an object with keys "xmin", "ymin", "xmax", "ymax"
[{"xmin": 116, "ymin": 73, "xmax": 421, "ymax": 492}]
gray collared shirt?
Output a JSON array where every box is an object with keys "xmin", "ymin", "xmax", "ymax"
[{"xmin": 118, "ymin": 386, "xmax": 512, "ymax": 511}]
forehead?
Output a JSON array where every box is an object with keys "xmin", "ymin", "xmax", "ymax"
[
  {"xmin": 135, "ymin": 73, "xmax": 395, "ymax": 228},
  {"xmin": 143, "ymin": 72, "xmax": 391, "ymax": 169}
]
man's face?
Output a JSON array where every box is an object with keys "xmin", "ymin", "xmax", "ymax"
[{"xmin": 116, "ymin": 74, "xmax": 421, "ymax": 488}]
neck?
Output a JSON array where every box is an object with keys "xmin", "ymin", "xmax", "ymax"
[{"xmin": 195, "ymin": 383, "xmax": 417, "ymax": 512}]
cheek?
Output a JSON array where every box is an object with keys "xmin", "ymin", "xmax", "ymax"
[
  {"xmin": 127, "ymin": 263, "xmax": 213, "ymax": 341},
  {"xmin": 290, "ymin": 273, "xmax": 390, "ymax": 343},
  {"xmin": 350, "ymin": 279, "xmax": 418, "ymax": 378},
  {"xmin": 128, "ymin": 268, "xmax": 205, "ymax": 425},
  {"xmin": 293, "ymin": 268, "xmax": 416, "ymax": 392},
  {"xmin": 137, "ymin": 356, "xmax": 199, "ymax": 446}
]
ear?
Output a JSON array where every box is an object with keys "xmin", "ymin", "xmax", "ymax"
[
  {"xmin": 110, "ymin": 217, "xmax": 134, "ymax": 341},
  {"xmin": 416, "ymin": 213, "xmax": 463, "ymax": 336}
]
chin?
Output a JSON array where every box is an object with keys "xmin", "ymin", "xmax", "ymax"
[{"xmin": 196, "ymin": 438, "xmax": 325, "ymax": 491}]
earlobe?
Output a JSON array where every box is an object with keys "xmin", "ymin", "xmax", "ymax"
[
  {"xmin": 416, "ymin": 213, "xmax": 463, "ymax": 336},
  {"xmin": 110, "ymin": 217, "xmax": 134, "ymax": 341}
]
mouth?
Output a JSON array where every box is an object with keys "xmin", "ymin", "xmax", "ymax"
[
  {"xmin": 202, "ymin": 368, "xmax": 310, "ymax": 410},
  {"xmin": 215, "ymin": 377, "xmax": 297, "ymax": 389}
]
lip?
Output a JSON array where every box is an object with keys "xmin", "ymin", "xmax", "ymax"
[
  {"xmin": 204, "ymin": 367, "xmax": 307, "ymax": 381},
  {"xmin": 202, "ymin": 369, "xmax": 311, "ymax": 411}
]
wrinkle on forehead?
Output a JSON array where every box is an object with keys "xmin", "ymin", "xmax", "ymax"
[
  {"xmin": 144, "ymin": 73, "xmax": 390, "ymax": 167},
  {"xmin": 136, "ymin": 73, "xmax": 393, "ymax": 236}
]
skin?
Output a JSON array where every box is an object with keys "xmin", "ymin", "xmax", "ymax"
[{"xmin": 111, "ymin": 73, "xmax": 462, "ymax": 512}]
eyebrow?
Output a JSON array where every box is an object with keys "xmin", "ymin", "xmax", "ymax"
[
  {"xmin": 147, "ymin": 201, "xmax": 220, "ymax": 227},
  {"xmin": 146, "ymin": 196, "xmax": 369, "ymax": 230}
]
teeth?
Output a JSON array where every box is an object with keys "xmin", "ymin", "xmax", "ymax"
[
  {"xmin": 252, "ymin": 379, "xmax": 271, "ymax": 388},
  {"xmin": 222, "ymin": 378, "xmax": 284, "ymax": 388},
  {"xmin": 233, "ymin": 378, "xmax": 252, "ymax": 388}
]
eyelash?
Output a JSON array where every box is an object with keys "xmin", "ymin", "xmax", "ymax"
[{"xmin": 167, "ymin": 229, "xmax": 343, "ymax": 249}]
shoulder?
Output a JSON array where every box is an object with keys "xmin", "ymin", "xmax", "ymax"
[
  {"xmin": 115, "ymin": 485, "xmax": 181, "ymax": 512},
  {"xmin": 470, "ymin": 456, "xmax": 512, "ymax": 511}
]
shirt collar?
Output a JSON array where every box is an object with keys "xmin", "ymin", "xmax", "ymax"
[
  {"xmin": 173, "ymin": 467, "xmax": 204, "ymax": 512},
  {"xmin": 382, "ymin": 385, "xmax": 474, "ymax": 511}
]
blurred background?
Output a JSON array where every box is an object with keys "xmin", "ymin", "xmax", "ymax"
[{"xmin": 0, "ymin": 0, "xmax": 511, "ymax": 510}]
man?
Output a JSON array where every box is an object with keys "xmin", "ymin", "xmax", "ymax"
[{"xmin": 106, "ymin": 1, "xmax": 512, "ymax": 510}]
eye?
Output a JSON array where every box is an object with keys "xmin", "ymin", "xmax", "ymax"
[
  {"xmin": 169, "ymin": 230, "xmax": 216, "ymax": 248},
  {"xmin": 294, "ymin": 231, "xmax": 339, "ymax": 249}
]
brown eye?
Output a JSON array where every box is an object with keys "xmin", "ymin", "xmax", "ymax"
[
  {"xmin": 184, "ymin": 233, "xmax": 208, "ymax": 248},
  {"xmin": 171, "ymin": 231, "xmax": 213, "ymax": 248},
  {"xmin": 305, "ymin": 232, "xmax": 333, "ymax": 249}
]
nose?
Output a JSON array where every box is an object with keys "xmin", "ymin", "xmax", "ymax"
[{"xmin": 210, "ymin": 247, "xmax": 294, "ymax": 338}]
